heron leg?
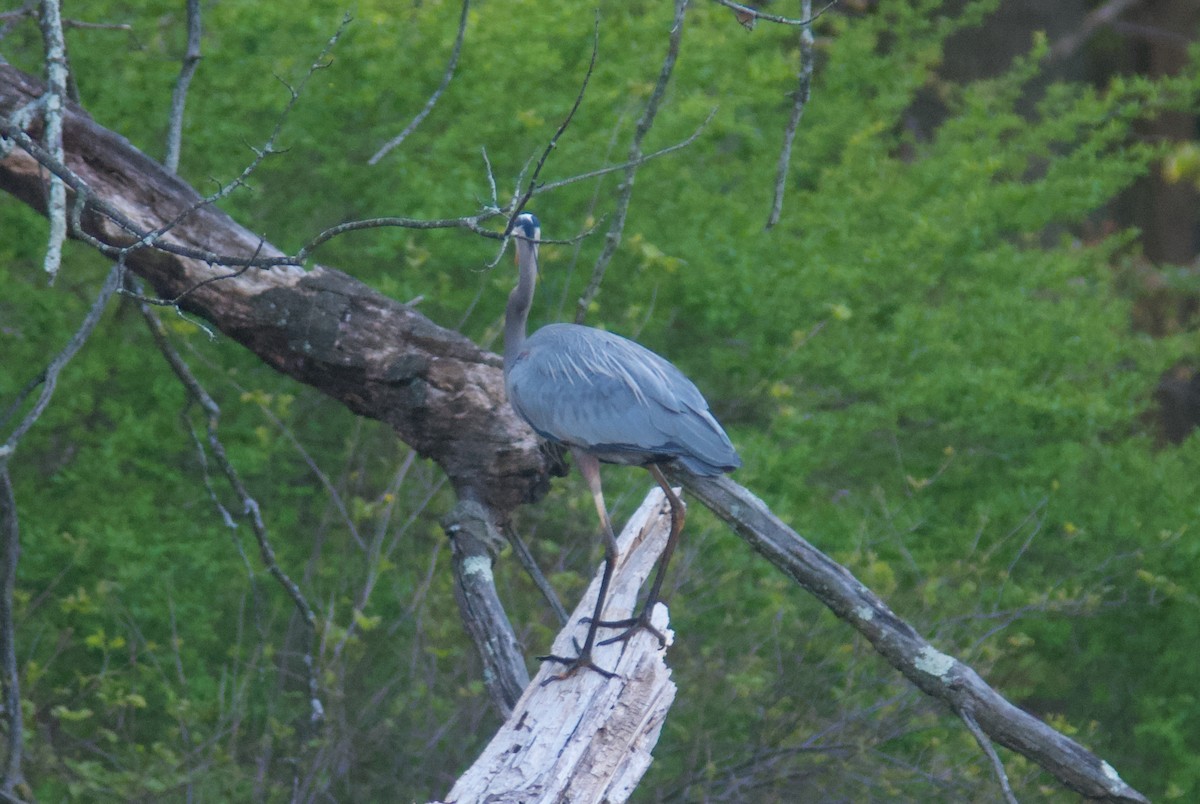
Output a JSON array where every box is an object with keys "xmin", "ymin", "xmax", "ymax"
[
  {"xmin": 594, "ymin": 463, "xmax": 681, "ymax": 648},
  {"xmin": 537, "ymin": 450, "xmax": 619, "ymax": 682}
]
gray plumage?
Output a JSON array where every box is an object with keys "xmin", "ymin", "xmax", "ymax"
[
  {"xmin": 503, "ymin": 213, "xmax": 740, "ymax": 477},
  {"xmin": 507, "ymin": 323, "xmax": 740, "ymax": 475},
  {"xmin": 501, "ymin": 211, "xmax": 739, "ymax": 678}
]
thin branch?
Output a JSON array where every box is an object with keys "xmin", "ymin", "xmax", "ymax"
[
  {"xmin": 0, "ymin": 469, "xmax": 23, "ymax": 797},
  {"xmin": 120, "ymin": 239, "xmax": 265, "ymax": 308},
  {"xmin": 575, "ymin": 0, "xmax": 689, "ymax": 324},
  {"xmin": 330, "ymin": 449, "xmax": 419, "ymax": 663},
  {"xmin": 242, "ymin": 383, "xmax": 367, "ymax": 551},
  {"xmin": 132, "ymin": 12, "xmax": 353, "ymax": 256},
  {"xmin": 60, "ymin": 19, "xmax": 132, "ymax": 32},
  {"xmin": 443, "ymin": 500, "xmax": 529, "ymax": 715},
  {"xmin": 37, "ymin": 0, "xmax": 68, "ymax": 282},
  {"xmin": 959, "ymin": 705, "xmax": 1019, "ymax": 804},
  {"xmin": 1048, "ymin": 0, "xmax": 1144, "ymax": 63},
  {"xmin": 506, "ymin": 12, "xmax": 600, "ymax": 233},
  {"xmin": 554, "ymin": 109, "xmax": 627, "ymax": 321},
  {"xmin": 164, "ymin": 0, "xmax": 202, "ymax": 173},
  {"xmin": 135, "ymin": 295, "xmax": 325, "ymax": 727},
  {"xmin": 368, "ymin": 0, "xmax": 469, "ymax": 165},
  {"xmin": 0, "ymin": 118, "xmax": 270, "ymax": 266},
  {"xmin": 1, "ymin": 66, "xmax": 704, "ymax": 277},
  {"xmin": 0, "ymin": 3, "xmax": 35, "ymax": 43},
  {"xmin": 710, "ymin": 0, "xmax": 837, "ymax": 28},
  {"xmin": 535, "ymin": 110, "xmax": 716, "ymax": 197},
  {"xmin": 503, "ymin": 522, "xmax": 569, "ymax": 626},
  {"xmin": 0, "ymin": 260, "xmax": 124, "ymax": 461},
  {"xmin": 293, "ymin": 212, "xmax": 502, "ymax": 262},
  {"xmin": 766, "ymin": 0, "xmax": 815, "ymax": 229},
  {"xmin": 299, "ymin": 115, "xmax": 717, "ymax": 263}
]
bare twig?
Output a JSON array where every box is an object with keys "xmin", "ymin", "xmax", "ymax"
[
  {"xmin": 37, "ymin": 0, "xmax": 68, "ymax": 282},
  {"xmin": 329, "ymin": 449, "xmax": 418, "ymax": 663},
  {"xmin": 711, "ymin": 0, "xmax": 837, "ymax": 28},
  {"xmin": 503, "ymin": 522, "xmax": 569, "ymax": 626},
  {"xmin": 766, "ymin": 0, "xmax": 815, "ymax": 229},
  {"xmin": 164, "ymin": 0, "xmax": 202, "ymax": 173},
  {"xmin": 0, "ymin": 469, "xmax": 23, "ymax": 797},
  {"xmin": 0, "ymin": 260, "xmax": 124, "ymax": 461},
  {"xmin": 554, "ymin": 110, "xmax": 627, "ymax": 321},
  {"xmin": 575, "ymin": 0, "xmax": 690, "ymax": 324},
  {"xmin": 61, "ymin": 19, "xmax": 132, "ymax": 32},
  {"xmin": 137, "ymin": 12, "xmax": 352, "ymax": 255},
  {"xmin": 959, "ymin": 705, "xmax": 1019, "ymax": 804},
  {"xmin": 1, "ymin": 53, "xmax": 704, "ymax": 277},
  {"xmin": 506, "ymin": 13, "xmax": 600, "ymax": 233},
  {"xmin": 217, "ymin": 368, "xmax": 367, "ymax": 552},
  {"xmin": 136, "ymin": 295, "xmax": 325, "ymax": 727},
  {"xmin": 369, "ymin": 0, "xmax": 469, "ymax": 165},
  {"xmin": 535, "ymin": 110, "xmax": 716, "ymax": 197},
  {"xmin": 122, "ymin": 239, "xmax": 265, "ymax": 308},
  {"xmin": 0, "ymin": 197, "xmax": 123, "ymax": 803}
]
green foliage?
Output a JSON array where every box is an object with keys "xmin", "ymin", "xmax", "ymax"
[{"xmin": 2, "ymin": 0, "xmax": 1199, "ymax": 800}]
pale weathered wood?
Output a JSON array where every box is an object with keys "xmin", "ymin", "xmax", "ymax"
[{"xmin": 439, "ymin": 488, "xmax": 679, "ymax": 804}]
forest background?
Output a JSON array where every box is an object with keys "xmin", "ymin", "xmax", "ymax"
[{"xmin": 1, "ymin": 0, "xmax": 1199, "ymax": 800}]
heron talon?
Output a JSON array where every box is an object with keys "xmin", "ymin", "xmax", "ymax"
[
  {"xmin": 594, "ymin": 611, "xmax": 668, "ymax": 648},
  {"xmin": 537, "ymin": 650, "xmax": 618, "ymax": 683}
]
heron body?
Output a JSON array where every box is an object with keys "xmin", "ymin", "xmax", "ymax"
[
  {"xmin": 503, "ymin": 212, "xmax": 740, "ymax": 679},
  {"xmin": 506, "ymin": 323, "xmax": 740, "ymax": 476}
]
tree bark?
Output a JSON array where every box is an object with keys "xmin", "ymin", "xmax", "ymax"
[{"xmin": 442, "ymin": 500, "xmax": 531, "ymax": 717}]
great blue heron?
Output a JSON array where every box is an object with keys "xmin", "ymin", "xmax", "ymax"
[{"xmin": 503, "ymin": 212, "xmax": 741, "ymax": 679}]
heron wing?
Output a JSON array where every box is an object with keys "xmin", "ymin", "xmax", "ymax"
[{"xmin": 506, "ymin": 323, "xmax": 740, "ymax": 475}]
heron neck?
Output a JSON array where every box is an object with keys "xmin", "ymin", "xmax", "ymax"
[{"xmin": 504, "ymin": 241, "xmax": 537, "ymax": 368}]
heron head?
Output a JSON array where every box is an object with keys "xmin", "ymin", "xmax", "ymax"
[
  {"xmin": 512, "ymin": 212, "xmax": 541, "ymax": 267},
  {"xmin": 514, "ymin": 212, "xmax": 541, "ymax": 243}
]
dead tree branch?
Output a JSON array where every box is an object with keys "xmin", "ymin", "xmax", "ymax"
[
  {"xmin": 712, "ymin": 0, "xmax": 837, "ymax": 29},
  {"xmin": 575, "ymin": 0, "xmax": 688, "ymax": 324},
  {"xmin": 164, "ymin": 0, "xmax": 202, "ymax": 173},
  {"xmin": 36, "ymin": 0, "xmax": 67, "ymax": 281},
  {"xmin": 669, "ymin": 468, "xmax": 1150, "ymax": 804},
  {"xmin": 368, "ymin": 0, "xmax": 470, "ymax": 165},
  {"xmin": 439, "ymin": 489, "xmax": 678, "ymax": 803},
  {"xmin": 0, "ymin": 260, "xmax": 124, "ymax": 461},
  {"xmin": 136, "ymin": 292, "xmax": 325, "ymax": 727},
  {"xmin": 766, "ymin": 0, "xmax": 815, "ymax": 229},
  {"xmin": 0, "ymin": 469, "xmax": 23, "ymax": 797},
  {"xmin": 442, "ymin": 500, "xmax": 530, "ymax": 716}
]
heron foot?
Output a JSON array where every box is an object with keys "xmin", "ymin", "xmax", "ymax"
[
  {"xmin": 537, "ymin": 647, "xmax": 618, "ymax": 684},
  {"xmin": 591, "ymin": 610, "xmax": 668, "ymax": 649}
]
